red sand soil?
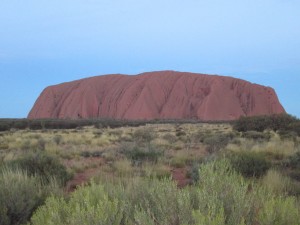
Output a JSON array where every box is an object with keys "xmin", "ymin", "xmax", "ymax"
[
  {"xmin": 171, "ymin": 167, "xmax": 191, "ymax": 188},
  {"xmin": 64, "ymin": 157, "xmax": 104, "ymax": 192},
  {"xmin": 28, "ymin": 71, "xmax": 285, "ymax": 121},
  {"xmin": 64, "ymin": 157, "xmax": 191, "ymax": 192}
]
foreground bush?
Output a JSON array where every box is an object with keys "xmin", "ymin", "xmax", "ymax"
[
  {"xmin": 31, "ymin": 183, "xmax": 125, "ymax": 225},
  {"xmin": 30, "ymin": 160, "xmax": 300, "ymax": 225},
  {"xmin": 0, "ymin": 168, "xmax": 60, "ymax": 225},
  {"xmin": 31, "ymin": 178, "xmax": 192, "ymax": 225}
]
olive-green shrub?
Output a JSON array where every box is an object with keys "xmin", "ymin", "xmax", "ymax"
[
  {"xmin": 228, "ymin": 151, "xmax": 270, "ymax": 177},
  {"xmin": 8, "ymin": 152, "xmax": 72, "ymax": 185},
  {"xmin": 30, "ymin": 160, "xmax": 300, "ymax": 225},
  {"xmin": 31, "ymin": 182, "xmax": 125, "ymax": 225},
  {"xmin": 0, "ymin": 168, "xmax": 60, "ymax": 225}
]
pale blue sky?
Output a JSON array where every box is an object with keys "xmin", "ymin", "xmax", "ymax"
[{"xmin": 0, "ymin": 0, "xmax": 299, "ymax": 118}]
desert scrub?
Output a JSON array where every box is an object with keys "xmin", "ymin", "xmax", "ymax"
[
  {"xmin": 132, "ymin": 127, "xmax": 158, "ymax": 145},
  {"xmin": 233, "ymin": 114, "xmax": 298, "ymax": 132},
  {"xmin": 258, "ymin": 196, "xmax": 300, "ymax": 225},
  {"xmin": 123, "ymin": 144, "xmax": 164, "ymax": 165},
  {"xmin": 113, "ymin": 159, "xmax": 134, "ymax": 176},
  {"xmin": 227, "ymin": 151, "xmax": 270, "ymax": 177},
  {"xmin": 33, "ymin": 178, "xmax": 192, "ymax": 225},
  {"xmin": 0, "ymin": 167, "xmax": 60, "ymax": 225},
  {"xmin": 6, "ymin": 151, "xmax": 72, "ymax": 185},
  {"xmin": 241, "ymin": 131, "xmax": 271, "ymax": 141},
  {"xmin": 30, "ymin": 182, "xmax": 125, "ymax": 225},
  {"xmin": 141, "ymin": 163, "xmax": 171, "ymax": 179},
  {"xmin": 203, "ymin": 133, "xmax": 233, "ymax": 154},
  {"xmin": 261, "ymin": 169, "xmax": 296, "ymax": 195},
  {"xmin": 30, "ymin": 159, "xmax": 300, "ymax": 225},
  {"xmin": 195, "ymin": 159, "xmax": 258, "ymax": 225}
]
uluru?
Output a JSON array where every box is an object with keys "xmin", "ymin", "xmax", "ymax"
[{"xmin": 28, "ymin": 71, "xmax": 285, "ymax": 121}]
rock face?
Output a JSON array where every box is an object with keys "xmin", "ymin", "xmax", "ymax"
[{"xmin": 28, "ymin": 71, "xmax": 285, "ymax": 121}]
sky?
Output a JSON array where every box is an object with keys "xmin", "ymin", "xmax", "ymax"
[{"xmin": 0, "ymin": 0, "xmax": 299, "ymax": 118}]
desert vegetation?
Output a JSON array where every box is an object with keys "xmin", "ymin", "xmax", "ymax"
[{"xmin": 0, "ymin": 115, "xmax": 300, "ymax": 224}]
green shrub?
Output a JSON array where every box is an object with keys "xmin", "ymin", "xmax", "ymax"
[
  {"xmin": 53, "ymin": 135, "xmax": 63, "ymax": 145},
  {"xmin": 187, "ymin": 162, "xmax": 201, "ymax": 184},
  {"xmin": 242, "ymin": 131, "xmax": 271, "ymax": 141},
  {"xmin": 162, "ymin": 133, "xmax": 177, "ymax": 143},
  {"xmin": 258, "ymin": 196, "xmax": 300, "ymax": 225},
  {"xmin": 132, "ymin": 127, "xmax": 158, "ymax": 145},
  {"xmin": 124, "ymin": 145, "xmax": 164, "ymax": 165},
  {"xmin": 233, "ymin": 114, "xmax": 298, "ymax": 132},
  {"xmin": 262, "ymin": 169, "xmax": 295, "ymax": 195},
  {"xmin": 135, "ymin": 177, "xmax": 193, "ymax": 221},
  {"xmin": 0, "ymin": 122, "xmax": 9, "ymax": 131},
  {"xmin": 287, "ymin": 151, "xmax": 300, "ymax": 169},
  {"xmin": 31, "ymin": 181, "xmax": 125, "ymax": 225},
  {"xmin": 286, "ymin": 121, "xmax": 300, "ymax": 136},
  {"xmin": 0, "ymin": 168, "xmax": 60, "ymax": 225},
  {"xmin": 31, "ymin": 178, "xmax": 193, "ymax": 225},
  {"xmin": 228, "ymin": 152, "xmax": 270, "ymax": 178},
  {"xmin": 30, "ymin": 159, "xmax": 300, "ymax": 225},
  {"xmin": 8, "ymin": 152, "xmax": 72, "ymax": 185},
  {"xmin": 170, "ymin": 157, "xmax": 187, "ymax": 168},
  {"xmin": 203, "ymin": 133, "xmax": 233, "ymax": 153},
  {"xmin": 196, "ymin": 159, "xmax": 258, "ymax": 225}
]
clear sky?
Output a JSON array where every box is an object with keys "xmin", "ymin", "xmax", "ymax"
[{"xmin": 0, "ymin": 0, "xmax": 299, "ymax": 118}]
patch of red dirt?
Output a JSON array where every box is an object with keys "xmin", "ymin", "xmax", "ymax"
[
  {"xmin": 65, "ymin": 167, "xmax": 99, "ymax": 192},
  {"xmin": 64, "ymin": 157, "xmax": 104, "ymax": 192},
  {"xmin": 171, "ymin": 167, "xmax": 191, "ymax": 188}
]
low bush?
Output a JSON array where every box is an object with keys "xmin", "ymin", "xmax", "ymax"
[
  {"xmin": 286, "ymin": 151, "xmax": 300, "ymax": 169},
  {"xmin": 7, "ymin": 152, "xmax": 72, "ymax": 185},
  {"xmin": 242, "ymin": 131, "xmax": 271, "ymax": 141},
  {"xmin": 261, "ymin": 169, "xmax": 295, "ymax": 195},
  {"xmin": 228, "ymin": 151, "xmax": 270, "ymax": 177},
  {"xmin": 187, "ymin": 162, "xmax": 201, "ymax": 184},
  {"xmin": 0, "ymin": 168, "xmax": 60, "ymax": 225},
  {"xmin": 31, "ymin": 178, "xmax": 193, "ymax": 225},
  {"xmin": 162, "ymin": 133, "xmax": 177, "ymax": 143},
  {"xmin": 233, "ymin": 114, "xmax": 299, "ymax": 133},
  {"xmin": 53, "ymin": 135, "xmax": 63, "ymax": 145},
  {"xmin": 203, "ymin": 133, "xmax": 233, "ymax": 153},
  {"xmin": 132, "ymin": 127, "xmax": 158, "ymax": 144},
  {"xmin": 30, "ymin": 182, "xmax": 125, "ymax": 225},
  {"xmin": 285, "ymin": 121, "xmax": 300, "ymax": 136},
  {"xmin": 124, "ymin": 145, "xmax": 164, "ymax": 165}
]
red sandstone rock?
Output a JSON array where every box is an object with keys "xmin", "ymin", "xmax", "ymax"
[{"xmin": 28, "ymin": 71, "xmax": 285, "ymax": 120}]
